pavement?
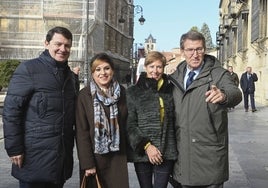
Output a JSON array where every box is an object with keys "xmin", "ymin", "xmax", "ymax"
[{"xmin": 1, "ymin": 102, "xmax": 268, "ymax": 188}]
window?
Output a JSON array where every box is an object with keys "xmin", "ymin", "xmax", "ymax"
[
  {"xmin": 238, "ymin": 10, "xmax": 248, "ymax": 51},
  {"xmin": 232, "ymin": 26, "xmax": 238, "ymax": 54},
  {"xmin": 251, "ymin": 0, "xmax": 260, "ymax": 42},
  {"xmin": 260, "ymin": 0, "xmax": 267, "ymax": 38},
  {"xmin": 250, "ymin": 0, "xmax": 267, "ymax": 41}
]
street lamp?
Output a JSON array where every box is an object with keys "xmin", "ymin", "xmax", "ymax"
[
  {"xmin": 118, "ymin": 4, "xmax": 145, "ymax": 25},
  {"xmin": 118, "ymin": 4, "xmax": 145, "ymax": 85}
]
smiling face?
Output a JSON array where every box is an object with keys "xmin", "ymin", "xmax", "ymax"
[
  {"xmin": 182, "ymin": 39, "xmax": 205, "ymax": 70},
  {"xmin": 92, "ymin": 60, "xmax": 114, "ymax": 89},
  {"xmin": 45, "ymin": 33, "xmax": 72, "ymax": 63},
  {"xmin": 144, "ymin": 59, "xmax": 164, "ymax": 81}
]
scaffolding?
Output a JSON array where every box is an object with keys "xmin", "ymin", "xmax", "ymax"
[
  {"xmin": 0, "ymin": 0, "xmax": 100, "ymax": 63},
  {"xmin": 0, "ymin": 0, "xmax": 134, "ymax": 84}
]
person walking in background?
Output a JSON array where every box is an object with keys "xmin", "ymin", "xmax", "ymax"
[
  {"xmin": 228, "ymin": 66, "xmax": 239, "ymax": 86},
  {"xmin": 227, "ymin": 66, "xmax": 239, "ymax": 111},
  {"xmin": 240, "ymin": 66, "xmax": 258, "ymax": 112},
  {"xmin": 3, "ymin": 26, "xmax": 77, "ymax": 188},
  {"xmin": 125, "ymin": 71, "xmax": 132, "ymax": 87},
  {"xmin": 75, "ymin": 53, "xmax": 129, "ymax": 188},
  {"xmin": 126, "ymin": 51, "xmax": 177, "ymax": 188},
  {"xmin": 169, "ymin": 30, "xmax": 242, "ymax": 188}
]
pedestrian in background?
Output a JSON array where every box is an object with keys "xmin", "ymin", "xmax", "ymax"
[
  {"xmin": 227, "ymin": 66, "xmax": 240, "ymax": 111},
  {"xmin": 75, "ymin": 53, "xmax": 129, "ymax": 188},
  {"xmin": 126, "ymin": 51, "xmax": 177, "ymax": 188},
  {"xmin": 169, "ymin": 30, "xmax": 242, "ymax": 188},
  {"xmin": 125, "ymin": 71, "xmax": 132, "ymax": 87},
  {"xmin": 240, "ymin": 66, "xmax": 258, "ymax": 112},
  {"xmin": 3, "ymin": 26, "xmax": 77, "ymax": 188},
  {"xmin": 227, "ymin": 66, "xmax": 239, "ymax": 87}
]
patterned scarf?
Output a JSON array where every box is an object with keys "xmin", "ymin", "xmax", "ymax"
[{"xmin": 90, "ymin": 79, "xmax": 121, "ymax": 154}]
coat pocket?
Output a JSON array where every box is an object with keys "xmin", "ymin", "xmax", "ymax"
[{"xmin": 36, "ymin": 93, "xmax": 48, "ymax": 118}]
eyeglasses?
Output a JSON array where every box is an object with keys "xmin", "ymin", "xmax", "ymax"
[{"xmin": 184, "ymin": 47, "xmax": 204, "ymax": 55}]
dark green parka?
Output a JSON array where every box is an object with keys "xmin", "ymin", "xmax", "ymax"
[
  {"xmin": 169, "ymin": 55, "xmax": 242, "ymax": 186},
  {"xmin": 126, "ymin": 73, "xmax": 177, "ymax": 162}
]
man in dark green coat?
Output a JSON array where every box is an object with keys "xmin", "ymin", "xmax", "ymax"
[{"xmin": 169, "ymin": 31, "xmax": 242, "ymax": 188}]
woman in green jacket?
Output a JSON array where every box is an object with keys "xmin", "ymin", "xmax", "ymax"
[{"xmin": 126, "ymin": 51, "xmax": 177, "ymax": 188}]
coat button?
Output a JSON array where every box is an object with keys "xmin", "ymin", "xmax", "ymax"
[{"xmin": 192, "ymin": 138, "xmax": 196, "ymax": 142}]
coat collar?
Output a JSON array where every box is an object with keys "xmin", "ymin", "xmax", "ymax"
[
  {"xmin": 136, "ymin": 72, "xmax": 170, "ymax": 92},
  {"xmin": 169, "ymin": 54, "xmax": 222, "ymax": 91}
]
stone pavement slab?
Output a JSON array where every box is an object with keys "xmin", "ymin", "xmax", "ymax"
[{"xmin": 224, "ymin": 104, "xmax": 268, "ymax": 188}]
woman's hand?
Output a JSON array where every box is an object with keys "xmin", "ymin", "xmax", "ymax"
[
  {"xmin": 145, "ymin": 144, "xmax": 163, "ymax": 165},
  {"xmin": 85, "ymin": 167, "xmax": 96, "ymax": 176}
]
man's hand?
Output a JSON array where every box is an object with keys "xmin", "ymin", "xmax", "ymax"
[
  {"xmin": 10, "ymin": 154, "xmax": 24, "ymax": 168},
  {"xmin": 205, "ymin": 85, "xmax": 226, "ymax": 104}
]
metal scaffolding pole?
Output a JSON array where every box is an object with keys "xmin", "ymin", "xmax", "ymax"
[{"xmin": 83, "ymin": 0, "xmax": 89, "ymax": 86}]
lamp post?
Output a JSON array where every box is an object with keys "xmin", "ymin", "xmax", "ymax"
[
  {"xmin": 118, "ymin": 4, "xmax": 145, "ymax": 85},
  {"xmin": 118, "ymin": 4, "xmax": 145, "ymax": 25}
]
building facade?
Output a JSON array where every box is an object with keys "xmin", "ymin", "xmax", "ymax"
[
  {"xmin": 0, "ymin": 0, "xmax": 135, "ymax": 85},
  {"xmin": 217, "ymin": 0, "xmax": 268, "ymax": 105}
]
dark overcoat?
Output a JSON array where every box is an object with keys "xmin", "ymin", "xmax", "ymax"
[
  {"xmin": 3, "ymin": 50, "xmax": 76, "ymax": 183},
  {"xmin": 75, "ymin": 85, "xmax": 129, "ymax": 188},
  {"xmin": 240, "ymin": 71, "xmax": 258, "ymax": 93}
]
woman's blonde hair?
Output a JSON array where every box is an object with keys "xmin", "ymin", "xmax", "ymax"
[{"xmin": 144, "ymin": 51, "xmax": 167, "ymax": 67}]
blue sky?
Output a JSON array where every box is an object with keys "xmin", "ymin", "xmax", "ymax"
[{"xmin": 133, "ymin": 0, "xmax": 220, "ymax": 51}]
